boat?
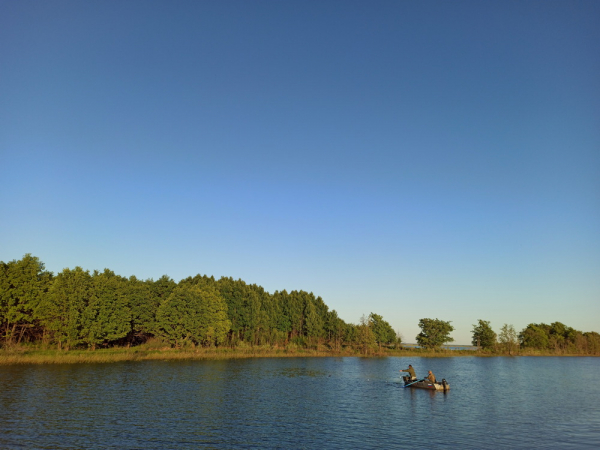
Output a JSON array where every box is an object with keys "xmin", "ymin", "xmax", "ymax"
[{"xmin": 403, "ymin": 377, "xmax": 450, "ymax": 391}]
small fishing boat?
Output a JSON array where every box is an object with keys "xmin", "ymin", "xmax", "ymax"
[{"xmin": 403, "ymin": 377, "xmax": 450, "ymax": 391}]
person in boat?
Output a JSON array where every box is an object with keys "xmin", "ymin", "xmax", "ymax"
[
  {"xmin": 400, "ymin": 364, "xmax": 417, "ymax": 381},
  {"xmin": 426, "ymin": 370, "xmax": 436, "ymax": 384}
]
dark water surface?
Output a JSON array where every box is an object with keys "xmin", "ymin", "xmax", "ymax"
[{"xmin": 1, "ymin": 356, "xmax": 599, "ymax": 449}]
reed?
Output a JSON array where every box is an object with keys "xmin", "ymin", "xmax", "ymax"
[
  {"xmin": 1, "ymin": 344, "xmax": 595, "ymax": 365},
  {"xmin": 0, "ymin": 346, "xmax": 358, "ymax": 365}
]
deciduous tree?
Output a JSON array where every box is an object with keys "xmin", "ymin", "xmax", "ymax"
[
  {"xmin": 356, "ymin": 314, "xmax": 378, "ymax": 354},
  {"xmin": 37, "ymin": 267, "xmax": 93, "ymax": 350},
  {"xmin": 156, "ymin": 284, "xmax": 231, "ymax": 347},
  {"xmin": 126, "ymin": 275, "xmax": 155, "ymax": 343},
  {"xmin": 416, "ymin": 318, "xmax": 454, "ymax": 349},
  {"xmin": 471, "ymin": 319, "xmax": 497, "ymax": 349},
  {"xmin": 498, "ymin": 324, "xmax": 518, "ymax": 355},
  {"xmin": 81, "ymin": 269, "xmax": 131, "ymax": 349},
  {"xmin": 369, "ymin": 313, "xmax": 397, "ymax": 349},
  {"xmin": 519, "ymin": 323, "xmax": 550, "ymax": 349},
  {"xmin": 0, "ymin": 254, "xmax": 52, "ymax": 345}
]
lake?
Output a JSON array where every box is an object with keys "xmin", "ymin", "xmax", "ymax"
[{"xmin": 1, "ymin": 356, "xmax": 598, "ymax": 449}]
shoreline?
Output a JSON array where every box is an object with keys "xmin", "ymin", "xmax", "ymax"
[{"xmin": 1, "ymin": 346, "xmax": 597, "ymax": 365}]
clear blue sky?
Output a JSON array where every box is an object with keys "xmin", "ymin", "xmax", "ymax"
[{"xmin": 1, "ymin": 1, "xmax": 599, "ymax": 344}]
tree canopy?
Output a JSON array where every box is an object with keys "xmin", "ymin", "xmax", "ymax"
[
  {"xmin": 416, "ymin": 318, "xmax": 454, "ymax": 349},
  {"xmin": 471, "ymin": 319, "xmax": 497, "ymax": 349},
  {"xmin": 498, "ymin": 324, "xmax": 518, "ymax": 355},
  {"xmin": 0, "ymin": 255, "xmax": 388, "ymax": 351},
  {"xmin": 2, "ymin": 255, "xmax": 599, "ymax": 355}
]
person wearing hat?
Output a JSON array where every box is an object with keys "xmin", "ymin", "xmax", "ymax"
[
  {"xmin": 400, "ymin": 364, "xmax": 417, "ymax": 381},
  {"xmin": 427, "ymin": 370, "xmax": 436, "ymax": 384}
]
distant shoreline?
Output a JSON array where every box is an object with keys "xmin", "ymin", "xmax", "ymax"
[{"xmin": 1, "ymin": 346, "xmax": 596, "ymax": 365}]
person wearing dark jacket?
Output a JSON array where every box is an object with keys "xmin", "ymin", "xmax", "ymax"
[{"xmin": 400, "ymin": 364, "xmax": 417, "ymax": 380}]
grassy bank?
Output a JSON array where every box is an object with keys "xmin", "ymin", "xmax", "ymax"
[
  {"xmin": 1, "ymin": 345, "xmax": 596, "ymax": 365},
  {"xmin": 0, "ymin": 345, "xmax": 471, "ymax": 365}
]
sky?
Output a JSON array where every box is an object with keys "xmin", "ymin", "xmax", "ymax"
[{"xmin": 1, "ymin": 0, "xmax": 599, "ymax": 344}]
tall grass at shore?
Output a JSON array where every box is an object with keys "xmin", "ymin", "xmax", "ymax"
[
  {"xmin": 2, "ymin": 341, "xmax": 596, "ymax": 365},
  {"xmin": 0, "ymin": 346, "xmax": 354, "ymax": 365}
]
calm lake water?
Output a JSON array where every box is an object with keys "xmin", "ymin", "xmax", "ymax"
[{"xmin": 1, "ymin": 356, "xmax": 599, "ymax": 449}]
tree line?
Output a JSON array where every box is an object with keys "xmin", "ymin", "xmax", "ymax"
[
  {"xmin": 0, "ymin": 255, "xmax": 397, "ymax": 351},
  {"xmin": 471, "ymin": 319, "xmax": 600, "ymax": 355},
  {"xmin": 2, "ymin": 255, "xmax": 598, "ymax": 355}
]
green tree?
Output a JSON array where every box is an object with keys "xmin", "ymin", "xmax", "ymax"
[
  {"xmin": 81, "ymin": 269, "xmax": 131, "ymax": 349},
  {"xmin": 416, "ymin": 318, "xmax": 454, "ymax": 349},
  {"xmin": 144, "ymin": 275, "xmax": 176, "ymax": 338},
  {"xmin": 548, "ymin": 322, "xmax": 578, "ymax": 351},
  {"xmin": 272, "ymin": 290, "xmax": 292, "ymax": 343},
  {"xmin": 243, "ymin": 284, "xmax": 264, "ymax": 345},
  {"xmin": 260, "ymin": 286, "xmax": 286, "ymax": 346},
  {"xmin": 156, "ymin": 284, "xmax": 231, "ymax": 347},
  {"xmin": 325, "ymin": 309, "xmax": 346, "ymax": 350},
  {"xmin": 369, "ymin": 313, "xmax": 397, "ymax": 349},
  {"xmin": 584, "ymin": 332, "xmax": 600, "ymax": 355},
  {"xmin": 37, "ymin": 267, "xmax": 93, "ymax": 350},
  {"xmin": 357, "ymin": 314, "xmax": 376, "ymax": 354},
  {"xmin": 471, "ymin": 319, "xmax": 497, "ymax": 349},
  {"xmin": 304, "ymin": 296, "xmax": 325, "ymax": 346},
  {"xmin": 285, "ymin": 291, "xmax": 307, "ymax": 341},
  {"xmin": 0, "ymin": 254, "xmax": 52, "ymax": 345},
  {"xmin": 498, "ymin": 323, "xmax": 518, "ymax": 355},
  {"xmin": 344, "ymin": 322, "xmax": 359, "ymax": 347},
  {"xmin": 216, "ymin": 277, "xmax": 267, "ymax": 345},
  {"xmin": 519, "ymin": 323, "xmax": 550, "ymax": 349},
  {"xmin": 149, "ymin": 275, "xmax": 177, "ymax": 303},
  {"xmin": 125, "ymin": 275, "xmax": 155, "ymax": 343}
]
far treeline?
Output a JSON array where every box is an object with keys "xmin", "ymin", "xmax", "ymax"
[
  {"xmin": 1, "ymin": 255, "xmax": 599, "ymax": 355},
  {"xmin": 471, "ymin": 319, "xmax": 600, "ymax": 355}
]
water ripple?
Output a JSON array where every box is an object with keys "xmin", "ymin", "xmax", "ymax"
[{"xmin": 1, "ymin": 357, "xmax": 599, "ymax": 449}]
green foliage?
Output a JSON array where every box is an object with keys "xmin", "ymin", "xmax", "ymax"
[
  {"xmin": 416, "ymin": 318, "xmax": 454, "ymax": 349},
  {"xmin": 369, "ymin": 313, "xmax": 397, "ymax": 347},
  {"xmin": 519, "ymin": 323, "xmax": 550, "ymax": 349},
  {"xmin": 0, "ymin": 254, "xmax": 52, "ymax": 345},
  {"xmin": 287, "ymin": 291, "xmax": 307, "ymax": 339},
  {"xmin": 126, "ymin": 276, "xmax": 155, "ymax": 337},
  {"xmin": 155, "ymin": 284, "xmax": 231, "ymax": 347},
  {"xmin": 344, "ymin": 323, "xmax": 359, "ymax": 346},
  {"xmin": 498, "ymin": 324, "xmax": 518, "ymax": 354},
  {"xmin": 37, "ymin": 267, "xmax": 93, "ymax": 350},
  {"xmin": 304, "ymin": 296, "xmax": 325, "ymax": 342},
  {"xmin": 272, "ymin": 290, "xmax": 292, "ymax": 335},
  {"xmin": 519, "ymin": 322, "xmax": 582, "ymax": 352},
  {"xmin": 9, "ymin": 256, "xmax": 600, "ymax": 356},
  {"xmin": 325, "ymin": 309, "xmax": 346, "ymax": 350},
  {"xmin": 357, "ymin": 314, "xmax": 376, "ymax": 353},
  {"xmin": 150, "ymin": 275, "xmax": 177, "ymax": 303},
  {"xmin": 216, "ymin": 277, "xmax": 271, "ymax": 345},
  {"xmin": 584, "ymin": 332, "xmax": 600, "ymax": 354},
  {"xmin": 471, "ymin": 319, "xmax": 497, "ymax": 349},
  {"xmin": 548, "ymin": 322, "xmax": 577, "ymax": 350},
  {"xmin": 131, "ymin": 275, "xmax": 175, "ymax": 339},
  {"xmin": 80, "ymin": 270, "xmax": 131, "ymax": 349}
]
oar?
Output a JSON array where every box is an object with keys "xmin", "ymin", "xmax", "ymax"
[{"xmin": 402, "ymin": 377, "xmax": 426, "ymax": 388}]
